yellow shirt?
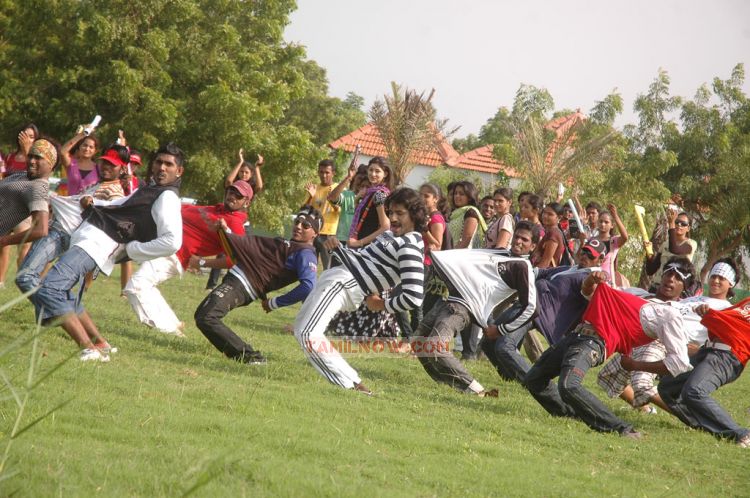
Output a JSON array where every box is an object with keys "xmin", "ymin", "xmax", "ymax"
[{"xmin": 306, "ymin": 183, "xmax": 340, "ymax": 235}]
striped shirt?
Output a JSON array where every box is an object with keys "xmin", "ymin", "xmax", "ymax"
[
  {"xmin": 0, "ymin": 172, "xmax": 49, "ymax": 235},
  {"xmin": 334, "ymin": 231, "xmax": 424, "ymax": 313}
]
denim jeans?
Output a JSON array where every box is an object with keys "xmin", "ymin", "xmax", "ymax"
[
  {"xmin": 482, "ymin": 321, "xmax": 534, "ymax": 383},
  {"xmin": 35, "ymin": 245, "xmax": 96, "ymax": 322},
  {"xmin": 195, "ymin": 272, "xmax": 258, "ymax": 361},
  {"xmin": 524, "ymin": 333, "xmax": 633, "ymax": 434},
  {"xmin": 416, "ymin": 300, "xmax": 478, "ymax": 392},
  {"xmin": 658, "ymin": 347, "xmax": 749, "ymax": 442},
  {"xmin": 16, "ymin": 226, "xmax": 70, "ymax": 294}
]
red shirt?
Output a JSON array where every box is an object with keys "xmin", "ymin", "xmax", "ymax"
[
  {"xmin": 3, "ymin": 152, "xmax": 27, "ymax": 173},
  {"xmin": 702, "ymin": 297, "xmax": 750, "ymax": 365},
  {"xmin": 175, "ymin": 204, "xmax": 247, "ymax": 269},
  {"xmin": 582, "ymin": 284, "xmax": 652, "ymax": 357}
]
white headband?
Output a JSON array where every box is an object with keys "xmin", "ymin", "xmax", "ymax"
[{"xmin": 709, "ymin": 262, "xmax": 737, "ymax": 286}]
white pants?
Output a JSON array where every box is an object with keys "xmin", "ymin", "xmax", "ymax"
[
  {"xmin": 294, "ymin": 266, "xmax": 365, "ymax": 389},
  {"xmin": 124, "ymin": 254, "xmax": 183, "ymax": 334}
]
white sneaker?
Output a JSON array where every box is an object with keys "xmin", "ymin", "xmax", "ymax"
[
  {"xmin": 79, "ymin": 348, "xmax": 110, "ymax": 362},
  {"xmin": 94, "ymin": 341, "xmax": 118, "ymax": 354},
  {"xmin": 738, "ymin": 433, "xmax": 750, "ymax": 448}
]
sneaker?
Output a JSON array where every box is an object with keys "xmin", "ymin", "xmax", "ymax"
[
  {"xmin": 240, "ymin": 351, "xmax": 267, "ymax": 365},
  {"xmin": 737, "ymin": 433, "xmax": 750, "ymax": 448},
  {"xmin": 79, "ymin": 348, "xmax": 110, "ymax": 362},
  {"xmin": 478, "ymin": 388, "xmax": 499, "ymax": 398},
  {"xmin": 94, "ymin": 341, "xmax": 118, "ymax": 354},
  {"xmin": 620, "ymin": 428, "xmax": 643, "ymax": 440},
  {"xmin": 353, "ymin": 382, "xmax": 373, "ymax": 396}
]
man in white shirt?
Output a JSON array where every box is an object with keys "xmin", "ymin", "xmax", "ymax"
[{"xmin": 34, "ymin": 143, "xmax": 185, "ymax": 362}]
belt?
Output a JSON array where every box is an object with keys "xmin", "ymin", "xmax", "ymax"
[
  {"xmin": 705, "ymin": 340, "xmax": 732, "ymax": 352},
  {"xmin": 577, "ymin": 323, "xmax": 600, "ymax": 338}
]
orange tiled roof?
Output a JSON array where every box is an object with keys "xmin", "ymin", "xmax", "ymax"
[
  {"xmin": 544, "ymin": 110, "xmax": 586, "ymax": 164},
  {"xmin": 329, "ymin": 122, "xmax": 460, "ymax": 168},
  {"xmin": 454, "ymin": 144, "xmax": 518, "ymax": 177}
]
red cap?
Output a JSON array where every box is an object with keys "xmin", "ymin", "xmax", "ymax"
[
  {"xmin": 582, "ymin": 239, "xmax": 608, "ymax": 258},
  {"xmin": 98, "ymin": 148, "xmax": 127, "ymax": 167},
  {"xmin": 228, "ymin": 180, "xmax": 254, "ymax": 201},
  {"xmin": 129, "ymin": 152, "xmax": 142, "ymax": 166}
]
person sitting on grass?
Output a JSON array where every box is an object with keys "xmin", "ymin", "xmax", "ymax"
[
  {"xmin": 415, "ymin": 221, "xmax": 540, "ymax": 396},
  {"xmin": 293, "ymin": 187, "xmax": 426, "ymax": 395},
  {"xmin": 483, "ymin": 238, "xmax": 606, "ymax": 384},
  {"xmin": 194, "ymin": 206, "xmax": 320, "ymax": 364},
  {"xmin": 15, "ymin": 145, "xmax": 129, "ymax": 298},
  {"xmin": 124, "ymin": 181, "xmax": 253, "ymax": 337},
  {"xmin": 597, "ymin": 258, "xmax": 732, "ymax": 414},
  {"xmin": 657, "ymin": 267, "xmax": 750, "ymax": 448},
  {"xmin": 34, "ymin": 143, "xmax": 185, "ymax": 362},
  {"xmin": 524, "ymin": 263, "xmax": 694, "ymax": 439}
]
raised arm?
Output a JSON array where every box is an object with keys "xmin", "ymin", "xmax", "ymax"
[
  {"xmin": 328, "ymin": 162, "xmax": 356, "ymax": 203},
  {"xmin": 252, "ymin": 154, "xmax": 264, "ymax": 192},
  {"xmin": 608, "ymin": 203, "xmax": 628, "ymax": 245},
  {"xmin": 225, "ymin": 148, "xmax": 245, "ymax": 187},
  {"xmin": 60, "ymin": 130, "xmax": 86, "ymax": 169}
]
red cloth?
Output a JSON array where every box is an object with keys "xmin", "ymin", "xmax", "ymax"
[
  {"xmin": 4, "ymin": 152, "xmax": 27, "ymax": 173},
  {"xmin": 702, "ymin": 297, "xmax": 750, "ymax": 365},
  {"xmin": 582, "ymin": 283, "xmax": 651, "ymax": 357},
  {"xmin": 175, "ymin": 204, "xmax": 247, "ymax": 269}
]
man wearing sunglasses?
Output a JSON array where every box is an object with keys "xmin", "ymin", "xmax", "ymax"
[
  {"xmin": 194, "ymin": 206, "xmax": 321, "ymax": 364},
  {"xmin": 123, "ymin": 180, "xmax": 254, "ymax": 337},
  {"xmin": 483, "ymin": 239, "xmax": 607, "ymax": 384},
  {"xmin": 525, "ymin": 257, "xmax": 696, "ymax": 439}
]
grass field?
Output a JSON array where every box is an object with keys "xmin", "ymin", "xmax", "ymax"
[{"xmin": 1, "ymin": 262, "xmax": 749, "ymax": 497}]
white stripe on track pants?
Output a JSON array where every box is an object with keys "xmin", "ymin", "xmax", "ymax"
[{"xmin": 294, "ymin": 266, "xmax": 366, "ymax": 389}]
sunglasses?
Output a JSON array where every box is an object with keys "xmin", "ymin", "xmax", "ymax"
[
  {"xmin": 675, "ymin": 220, "xmax": 689, "ymax": 227},
  {"xmin": 293, "ymin": 216, "xmax": 314, "ymax": 229}
]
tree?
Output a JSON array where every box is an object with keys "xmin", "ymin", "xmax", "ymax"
[
  {"xmin": 0, "ymin": 0, "xmax": 353, "ymax": 232},
  {"xmin": 369, "ymin": 82, "xmax": 456, "ymax": 186}
]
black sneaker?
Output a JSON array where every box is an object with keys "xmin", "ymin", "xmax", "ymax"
[{"xmin": 240, "ymin": 352, "xmax": 267, "ymax": 365}]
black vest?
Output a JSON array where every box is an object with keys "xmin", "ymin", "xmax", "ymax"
[{"xmin": 82, "ymin": 180, "xmax": 180, "ymax": 244}]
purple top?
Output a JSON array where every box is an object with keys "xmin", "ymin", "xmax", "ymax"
[{"xmin": 66, "ymin": 157, "xmax": 99, "ymax": 195}]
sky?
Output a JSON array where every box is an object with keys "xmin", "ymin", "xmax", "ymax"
[{"xmin": 284, "ymin": 0, "xmax": 750, "ymax": 138}]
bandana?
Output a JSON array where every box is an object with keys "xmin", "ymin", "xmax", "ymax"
[
  {"xmin": 29, "ymin": 139, "xmax": 57, "ymax": 166},
  {"xmin": 295, "ymin": 207, "xmax": 322, "ymax": 233},
  {"xmin": 663, "ymin": 262, "xmax": 692, "ymax": 282},
  {"xmin": 710, "ymin": 262, "xmax": 737, "ymax": 286}
]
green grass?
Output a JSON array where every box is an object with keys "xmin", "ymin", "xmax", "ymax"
[{"xmin": 1, "ymin": 263, "xmax": 749, "ymax": 497}]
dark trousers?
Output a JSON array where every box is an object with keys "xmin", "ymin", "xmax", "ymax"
[
  {"xmin": 194, "ymin": 273, "xmax": 258, "ymax": 361},
  {"xmin": 482, "ymin": 321, "xmax": 535, "ymax": 383},
  {"xmin": 313, "ymin": 234, "xmax": 332, "ymax": 270},
  {"xmin": 658, "ymin": 347, "xmax": 749, "ymax": 442},
  {"xmin": 524, "ymin": 333, "xmax": 633, "ymax": 434}
]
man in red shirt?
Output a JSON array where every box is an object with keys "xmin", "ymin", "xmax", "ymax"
[
  {"xmin": 658, "ymin": 260, "xmax": 750, "ymax": 447},
  {"xmin": 524, "ymin": 260, "xmax": 695, "ymax": 438},
  {"xmin": 123, "ymin": 180, "xmax": 252, "ymax": 336}
]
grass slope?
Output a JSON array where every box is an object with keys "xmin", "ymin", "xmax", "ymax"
[{"xmin": 1, "ymin": 264, "xmax": 749, "ymax": 497}]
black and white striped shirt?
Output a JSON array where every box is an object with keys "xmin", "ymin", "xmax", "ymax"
[
  {"xmin": 0, "ymin": 172, "xmax": 49, "ymax": 235},
  {"xmin": 334, "ymin": 231, "xmax": 424, "ymax": 313}
]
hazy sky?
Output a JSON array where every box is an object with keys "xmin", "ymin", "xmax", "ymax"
[{"xmin": 284, "ymin": 0, "xmax": 750, "ymax": 138}]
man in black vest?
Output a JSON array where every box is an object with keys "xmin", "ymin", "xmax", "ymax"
[
  {"xmin": 35, "ymin": 143, "xmax": 185, "ymax": 362},
  {"xmin": 193, "ymin": 206, "xmax": 320, "ymax": 364}
]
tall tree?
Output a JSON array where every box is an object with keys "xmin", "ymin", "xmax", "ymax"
[{"xmin": 369, "ymin": 82, "xmax": 456, "ymax": 186}]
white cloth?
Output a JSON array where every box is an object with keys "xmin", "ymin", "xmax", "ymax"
[
  {"xmin": 669, "ymin": 296, "xmax": 731, "ymax": 343},
  {"xmin": 71, "ymin": 190, "xmax": 182, "ymax": 275},
  {"xmin": 123, "ymin": 254, "xmax": 183, "ymax": 333},
  {"xmin": 639, "ymin": 302, "xmax": 692, "ymax": 377},
  {"xmin": 294, "ymin": 266, "xmax": 365, "ymax": 389}
]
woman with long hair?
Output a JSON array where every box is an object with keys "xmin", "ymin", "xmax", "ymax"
[
  {"xmin": 594, "ymin": 203, "xmax": 630, "ymax": 287},
  {"xmin": 60, "ymin": 130, "xmax": 100, "ymax": 195},
  {"xmin": 448, "ymin": 181, "xmax": 486, "ymax": 249},
  {"xmin": 485, "ymin": 187, "xmax": 514, "ymax": 249}
]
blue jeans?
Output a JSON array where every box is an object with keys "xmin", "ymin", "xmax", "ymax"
[
  {"xmin": 482, "ymin": 321, "xmax": 534, "ymax": 383},
  {"xmin": 35, "ymin": 246, "xmax": 97, "ymax": 323},
  {"xmin": 16, "ymin": 227, "xmax": 70, "ymax": 296},
  {"xmin": 524, "ymin": 333, "xmax": 633, "ymax": 434},
  {"xmin": 658, "ymin": 347, "xmax": 749, "ymax": 442}
]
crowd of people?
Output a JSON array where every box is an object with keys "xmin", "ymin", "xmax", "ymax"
[{"xmin": 1, "ymin": 122, "xmax": 748, "ymax": 448}]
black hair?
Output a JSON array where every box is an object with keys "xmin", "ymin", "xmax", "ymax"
[
  {"xmin": 155, "ymin": 142, "xmax": 185, "ymax": 166},
  {"xmin": 480, "ymin": 195, "xmax": 494, "ymax": 206},
  {"xmin": 711, "ymin": 257, "xmax": 739, "ymax": 298},
  {"xmin": 102, "ymin": 144, "xmax": 131, "ymax": 166},
  {"xmin": 70, "ymin": 134, "xmax": 100, "ymax": 156},
  {"xmin": 14, "ymin": 123, "xmax": 39, "ymax": 151},
  {"xmin": 597, "ymin": 210, "xmax": 615, "ymax": 237},
  {"xmin": 385, "ymin": 187, "xmax": 428, "ymax": 233},
  {"xmin": 419, "ymin": 182, "xmax": 447, "ymax": 215},
  {"xmin": 585, "ymin": 201, "xmax": 602, "ymax": 213},
  {"xmin": 367, "ymin": 156, "xmax": 394, "ymax": 190},
  {"xmin": 524, "ymin": 193, "xmax": 543, "ymax": 212},
  {"xmin": 493, "ymin": 187, "xmax": 513, "ymax": 201},
  {"xmin": 543, "ymin": 201, "xmax": 564, "ymax": 217},
  {"xmin": 318, "ymin": 159, "xmax": 336, "ymax": 173},
  {"xmin": 677, "ymin": 211, "xmax": 692, "ymax": 224},
  {"xmin": 515, "ymin": 220, "xmax": 541, "ymax": 244},
  {"xmin": 517, "ymin": 190, "xmax": 532, "ymax": 202},
  {"xmin": 662, "ymin": 256, "xmax": 696, "ymax": 296},
  {"xmin": 296, "ymin": 204, "xmax": 324, "ymax": 233},
  {"xmin": 453, "ymin": 180, "xmax": 479, "ymax": 207}
]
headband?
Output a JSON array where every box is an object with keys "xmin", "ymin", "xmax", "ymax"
[
  {"xmin": 663, "ymin": 262, "xmax": 692, "ymax": 282},
  {"xmin": 709, "ymin": 262, "xmax": 737, "ymax": 286},
  {"xmin": 294, "ymin": 212, "xmax": 322, "ymax": 233},
  {"xmin": 29, "ymin": 139, "xmax": 57, "ymax": 166}
]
